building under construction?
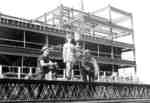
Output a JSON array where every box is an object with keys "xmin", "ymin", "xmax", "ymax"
[{"xmin": 0, "ymin": 4, "xmax": 149, "ymax": 103}]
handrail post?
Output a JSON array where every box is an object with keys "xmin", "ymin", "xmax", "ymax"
[
  {"xmin": 18, "ymin": 67, "xmax": 21, "ymax": 79},
  {"xmin": 103, "ymin": 71, "xmax": 106, "ymax": 82},
  {"xmin": 97, "ymin": 70, "xmax": 100, "ymax": 81},
  {"xmin": 29, "ymin": 67, "xmax": 32, "ymax": 76},
  {"xmin": 0, "ymin": 65, "xmax": 3, "ymax": 78},
  {"xmin": 71, "ymin": 69, "xmax": 74, "ymax": 80},
  {"xmin": 63, "ymin": 69, "xmax": 66, "ymax": 80}
]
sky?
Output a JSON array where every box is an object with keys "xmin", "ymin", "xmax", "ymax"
[{"xmin": 0, "ymin": 0, "xmax": 150, "ymax": 83}]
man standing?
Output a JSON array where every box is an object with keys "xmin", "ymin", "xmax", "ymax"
[
  {"xmin": 37, "ymin": 45, "xmax": 56, "ymax": 80},
  {"xmin": 81, "ymin": 49, "xmax": 99, "ymax": 82},
  {"xmin": 63, "ymin": 33, "xmax": 76, "ymax": 80}
]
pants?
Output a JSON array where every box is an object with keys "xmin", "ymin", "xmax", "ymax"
[
  {"xmin": 80, "ymin": 65, "xmax": 95, "ymax": 82},
  {"xmin": 65, "ymin": 62, "xmax": 74, "ymax": 80}
]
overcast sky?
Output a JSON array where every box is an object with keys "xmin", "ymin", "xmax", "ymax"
[{"xmin": 0, "ymin": 0, "xmax": 150, "ymax": 83}]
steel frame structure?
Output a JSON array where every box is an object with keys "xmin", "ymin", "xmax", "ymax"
[
  {"xmin": 34, "ymin": 5, "xmax": 133, "ymax": 41},
  {"xmin": 34, "ymin": 4, "xmax": 136, "ymax": 75}
]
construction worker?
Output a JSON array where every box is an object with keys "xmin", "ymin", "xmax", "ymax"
[
  {"xmin": 81, "ymin": 49, "xmax": 99, "ymax": 82},
  {"xmin": 37, "ymin": 45, "xmax": 57, "ymax": 80},
  {"xmin": 75, "ymin": 40, "xmax": 83, "ymax": 61}
]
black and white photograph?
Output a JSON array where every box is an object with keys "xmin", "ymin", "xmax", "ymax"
[{"xmin": 0, "ymin": 0, "xmax": 149, "ymax": 102}]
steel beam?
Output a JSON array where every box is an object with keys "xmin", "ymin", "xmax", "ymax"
[
  {"xmin": 0, "ymin": 45, "xmax": 135, "ymax": 66},
  {"xmin": 110, "ymin": 6, "xmax": 132, "ymax": 16},
  {"xmin": 95, "ymin": 56, "xmax": 136, "ymax": 66},
  {"xmin": 83, "ymin": 15, "xmax": 133, "ymax": 32},
  {"xmin": 0, "ymin": 22, "xmax": 66, "ymax": 38},
  {"xmin": 81, "ymin": 35, "xmax": 134, "ymax": 49},
  {"xmin": 0, "ymin": 79, "xmax": 150, "ymax": 102},
  {"xmin": 0, "ymin": 45, "xmax": 40, "ymax": 57},
  {"xmin": 0, "ymin": 21, "xmax": 133, "ymax": 50}
]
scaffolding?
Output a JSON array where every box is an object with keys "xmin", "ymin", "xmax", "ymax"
[
  {"xmin": 34, "ymin": 5, "xmax": 136, "ymax": 74},
  {"xmin": 0, "ymin": 4, "xmax": 137, "ymax": 80},
  {"xmin": 34, "ymin": 5, "xmax": 134, "ymax": 43}
]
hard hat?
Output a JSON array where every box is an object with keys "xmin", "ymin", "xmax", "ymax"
[{"xmin": 41, "ymin": 45, "xmax": 49, "ymax": 52}]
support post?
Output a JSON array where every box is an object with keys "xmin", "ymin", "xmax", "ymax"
[
  {"xmin": 108, "ymin": 5, "xmax": 114, "ymax": 59},
  {"xmin": 0, "ymin": 65, "xmax": 3, "ymax": 78},
  {"xmin": 63, "ymin": 69, "xmax": 66, "ymax": 80},
  {"xmin": 23, "ymin": 31, "xmax": 26, "ymax": 48},
  {"xmin": 29, "ymin": 67, "xmax": 32, "ymax": 77},
  {"xmin": 97, "ymin": 44, "xmax": 100, "ymax": 57},
  {"xmin": 97, "ymin": 70, "xmax": 100, "ymax": 81},
  {"xmin": 18, "ymin": 67, "xmax": 21, "ymax": 79},
  {"xmin": 131, "ymin": 15, "xmax": 137, "ymax": 74},
  {"xmin": 44, "ymin": 13, "xmax": 47, "ymax": 24}
]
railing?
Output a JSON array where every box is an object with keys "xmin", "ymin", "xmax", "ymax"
[
  {"xmin": 0, "ymin": 36, "xmax": 134, "ymax": 62},
  {"xmin": 0, "ymin": 13, "xmax": 134, "ymax": 46},
  {"xmin": 0, "ymin": 14, "xmax": 69, "ymax": 34},
  {"xmin": 1, "ymin": 65, "xmax": 36, "ymax": 79},
  {"xmin": 0, "ymin": 65, "xmax": 139, "ymax": 83},
  {"xmin": 0, "ymin": 13, "xmax": 135, "ymax": 62}
]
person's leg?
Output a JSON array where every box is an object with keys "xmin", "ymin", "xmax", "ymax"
[
  {"xmin": 89, "ymin": 71, "xmax": 94, "ymax": 82},
  {"xmin": 66, "ymin": 62, "xmax": 71, "ymax": 80},
  {"xmin": 82, "ymin": 69, "xmax": 88, "ymax": 82},
  {"xmin": 80, "ymin": 66, "xmax": 85, "ymax": 81},
  {"xmin": 52, "ymin": 65, "xmax": 57, "ymax": 80}
]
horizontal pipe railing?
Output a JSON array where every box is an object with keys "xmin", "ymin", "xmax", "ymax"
[
  {"xmin": 0, "ymin": 65, "xmax": 139, "ymax": 83},
  {"xmin": 0, "ymin": 37, "xmax": 134, "ymax": 61}
]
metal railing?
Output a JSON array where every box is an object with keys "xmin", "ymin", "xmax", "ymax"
[
  {"xmin": 1, "ymin": 65, "xmax": 36, "ymax": 79},
  {"xmin": 0, "ymin": 14, "xmax": 69, "ymax": 34},
  {"xmin": 0, "ymin": 65, "xmax": 139, "ymax": 83},
  {"xmin": 0, "ymin": 36, "xmax": 134, "ymax": 61}
]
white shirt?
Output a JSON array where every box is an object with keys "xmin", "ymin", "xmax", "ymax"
[{"xmin": 63, "ymin": 42, "xmax": 75, "ymax": 63}]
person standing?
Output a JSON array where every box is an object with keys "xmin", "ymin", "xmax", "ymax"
[
  {"xmin": 63, "ymin": 33, "xmax": 76, "ymax": 80},
  {"xmin": 81, "ymin": 49, "xmax": 99, "ymax": 82},
  {"xmin": 37, "ymin": 45, "xmax": 57, "ymax": 80},
  {"xmin": 74, "ymin": 41, "xmax": 83, "ymax": 62}
]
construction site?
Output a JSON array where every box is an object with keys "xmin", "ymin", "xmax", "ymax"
[{"xmin": 0, "ymin": 3, "xmax": 149, "ymax": 103}]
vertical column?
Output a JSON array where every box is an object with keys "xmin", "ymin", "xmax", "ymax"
[
  {"xmin": 45, "ymin": 35, "xmax": 49, "ymax": 46},
  {"xmin": 18, "ymin": 67, "xmax": 21, "ymax": 79},
  {"xmin": 97, "ymin": 70, "xmax": 100, "ymax": 81},
  {"xmin": 22, "ymin": 31, "xmax": 25, "ymax": 74},
  {"xmin": 0, "ymin": 65, "xmax": 3, "ymax": 78},
  {"xmin": 97, "ymin": 44, "xmax": 100, "ymax": 57},
  {"xmin": 29, "ymin": 67, "xmax": 32, "ymax": 77},
  {"xmin": 131, "ymin": 15, "xmax": 137, "ymax": 74},
  {"xmin": 108, "ymin": 5, "xmax": 114, "ymax": 59},
  {"xmin": 112, "ymin": 65, "xmax": 115, "ymax": 80},
  {"xmin": 103, "ymin": 71, "xmax": 106, "ymax": 82},
  {"xmin": 21, "ymin": 56, "xmax": 24, "ymax": 72},
  {"xmin": 71, "ymin": 69, "xmax": 74, "ymax": 80},
  {"xmin": 23, "ymin": 31, "xmax": 26, "ymax": 48},
  {"xmin": 59, "ymin": 5, "xmax": 64, "ymax": 28},
  {"xmin": 44, "ymin": 13, "xmax": 47, "ymax": 24},
  {"xmin": 0, "ymin": 13, "xmax": 1, "ymax": 22},
  {"xmin": 63, "ymin": 69, "xmax": 66, "ymax": 80}
]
